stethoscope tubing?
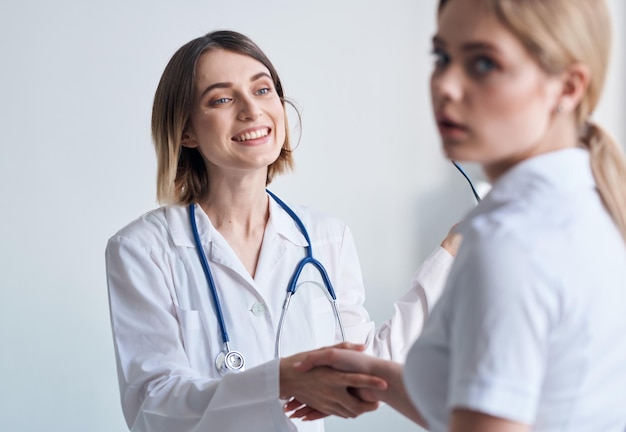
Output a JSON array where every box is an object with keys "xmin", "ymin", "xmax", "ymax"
[
  {"xmin": 274, "ymin": 282, "xmax": 346, "ymax": 359},
  {"xmin": 189, "ymin": 203, "xmax": 232, "ymax": 350},
  {"xmin": 452, "ymin": 160, "xmax": 482, "ymax": 203},
  {"xmin": 189, "ymin": 190, "xmax": 346, "ymax": 374}
]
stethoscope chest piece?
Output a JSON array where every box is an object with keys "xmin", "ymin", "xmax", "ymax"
[{"xmin": 216, "ymin": 350, "xmax": 245, "ymax": 375}]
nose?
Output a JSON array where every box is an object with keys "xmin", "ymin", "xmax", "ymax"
[
  {"xmin": 237, "ymin": 94, "xmax": 262, "ymax": 121},
  {"xmin": 431, "ymin": 65, "xmax": 463, "ymax": 110}
]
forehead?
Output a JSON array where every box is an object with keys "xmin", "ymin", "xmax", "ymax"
[
  {"xmin": 436, "ymin": 0, "xmax": 521, "ymax": 52},
  {"xmin": 195, "ymin": 48, "xmax": 270, "ymax": 86}
]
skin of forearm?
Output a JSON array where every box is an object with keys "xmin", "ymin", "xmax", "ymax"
[{"xmin": 370, "ymin": 360, "xmax": 427, "ymax": 427}]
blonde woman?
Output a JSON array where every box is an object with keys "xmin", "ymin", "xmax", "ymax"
[{"xmin": 291, "ymin": 1, "xmax": 626, "ymax": 430}]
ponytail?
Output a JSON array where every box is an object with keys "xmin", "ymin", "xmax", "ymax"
[{"xmin": 581, "ymin": 122, "xmax": 626, "ymax": 242}]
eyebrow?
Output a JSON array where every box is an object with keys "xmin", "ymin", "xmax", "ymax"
[
  {"xmin": 199, "ymin": 72, "xmax": 272, "ymax": 100},
  {"xmin": 432, "ymin": 35, "xmax": 500, "ymax": 54}
]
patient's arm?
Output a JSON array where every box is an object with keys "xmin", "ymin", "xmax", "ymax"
[{"xmin": 289, "ymin": 346, "xmax": 426, "ymax": 427}]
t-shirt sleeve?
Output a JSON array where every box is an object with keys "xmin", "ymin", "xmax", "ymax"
[{"xmin": 447, "ymin": 229, "xmax": 560, "ymax": 424}]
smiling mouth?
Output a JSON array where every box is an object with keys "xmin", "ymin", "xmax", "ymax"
[{"xmin": 233, "ymin": 128, "xmax": 270, "ymax": 142}]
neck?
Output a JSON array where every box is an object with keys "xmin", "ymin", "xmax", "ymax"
[
  {"xmin": 199, "ymin": 175, "xmax": 271, "ymax": 278},
  {"xmin": 200, "ymin": 184, "xmax": 270, "ymax": 234},
  {"xmin": 484, "ymin": 115, "xmax": 580, "ymax": 182}
]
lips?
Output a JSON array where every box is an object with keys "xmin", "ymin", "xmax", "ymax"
[
  {"xmin": 435, "ymin": 113, "xmax": 468, "ymax": 137},
  {"xmin": 436, "ymin": 113, "xmax": 466, "ymax": 129}
]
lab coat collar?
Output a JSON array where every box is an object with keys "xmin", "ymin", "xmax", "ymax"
[
  {"xmin": 267, "ymin": 194, "xmax": 309, "ymax": 248},
  {"xmin": 167, "ymin": 204, "xmax": 198, "ymax": 248},
  {"xmin": 166, "ymin": 203, "xmax": 233, "ymax": 252},
  {"xmin": 165, "ymin": 194, "xmax": 310, "ymax": 249}
]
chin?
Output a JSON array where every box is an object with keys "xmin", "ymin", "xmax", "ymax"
[
  {"xmin": 442, "ymin": 140, "xmax": 482, "ymax": 164},
  {"xmin": 442, "ymin": 142, "xmax": 464, "ymax": 161}
]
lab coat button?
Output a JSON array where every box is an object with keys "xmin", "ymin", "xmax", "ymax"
[{"xmin": 251, "ymin": 302, "xmax": 266, "ymax": 316}]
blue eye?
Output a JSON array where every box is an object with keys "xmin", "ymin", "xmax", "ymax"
[
  {"xmin": 472, "ymin": 56, "xmax": 496, "ymax": 75},
  {"xmin": 431, "ymin": 48, "xmax": 450, "ymax": 69},
  {"xmin": 256, "ymin": 87, "xmax": 271, "ymax": 96},
  {"xmin": 211, "ymin": 97, "xmax": 231, "ymax": 106}
]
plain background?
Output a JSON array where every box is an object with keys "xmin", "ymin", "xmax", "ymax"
[{"xmin": 0, "ymin": 1, "xmax": 623, "ymax": 431}]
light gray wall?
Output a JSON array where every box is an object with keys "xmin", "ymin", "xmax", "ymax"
[{"xmin": 0, "ymin": 1, "xmax": 623, "ymax": 431}]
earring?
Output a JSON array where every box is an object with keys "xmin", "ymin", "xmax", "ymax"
[{"xmin": 555, "ymin": 104, "xmax": 564, "ymax": 114}]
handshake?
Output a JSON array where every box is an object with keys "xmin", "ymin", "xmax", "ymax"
[{"xmin": 279, "ymin": 342, "xmax": 423, "ymax": 425}]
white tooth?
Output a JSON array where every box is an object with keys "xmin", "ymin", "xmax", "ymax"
[{"xmin": 236, "ymin": 129, "xmax": 268, "ymax": 142}]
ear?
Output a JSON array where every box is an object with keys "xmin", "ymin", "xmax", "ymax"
[
  {"xmin": 555, "ymin": 63, "xmax": 590, "ymax": 114},
  {"xmin": 181, "ymin": 130, "xmax": 198, "ymax": 149}
]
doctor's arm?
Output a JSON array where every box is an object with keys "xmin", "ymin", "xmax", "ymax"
[
  {"xmin": 106, "ymin": 235, "xmax": 384, "ymax": 431},
  {"xmin": 366, "ymin": 224, "xmax": 460, "ymax": 360},
  {"xmin": 106, "ymin": 235, "xmax": 293, "ymax": 431},
  {"xmin": 281, "ymin": 224, "xmax": 460, "ymax": 420}
]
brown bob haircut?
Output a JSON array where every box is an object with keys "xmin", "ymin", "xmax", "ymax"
[{"xmin": 151, "ymin": 30, "xmax": 295, "ymax": 205}]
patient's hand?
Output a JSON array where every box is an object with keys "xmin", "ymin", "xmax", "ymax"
[
  {"xmin": 280, "ymin": 343, "xmax": 387, "ymax": 421},
  {"xmin": 290, "ymin": 346, "xmax": 425, "ymax": 426},
  {"xmin": 441, "ymin": 222, "xmax": 462, "ymax": 257}
]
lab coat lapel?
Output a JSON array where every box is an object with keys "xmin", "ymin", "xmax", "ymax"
[
  {"xmin": 170, "ymin": 203, "xmax": 257, "ymax": 288},
  {"xmin": 254, "ymin": 197, "xmax": 308, "ymax": 287}
]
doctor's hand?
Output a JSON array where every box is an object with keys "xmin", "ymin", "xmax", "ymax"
[
  {"xmin": 440, "ymin": 222, "xmax": 462, "ymax": 257},
  {"xmin": 288, "ymin": 346, "xmax": 426, "ymax": 426},
  {"xmin": 279, "ymin": 342, "xmax": 387, "ymax": 421}
]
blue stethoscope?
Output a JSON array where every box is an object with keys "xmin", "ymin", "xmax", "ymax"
[{"xmin": 189, "ymin": 190, "xmax": 346, "ymax": 376}]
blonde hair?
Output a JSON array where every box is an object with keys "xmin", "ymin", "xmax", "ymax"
[
  {"xmin": 438, "ymin": 0, "xmax": 626, "ymax": 241},
  {"xmin": 152, "ymin": 30, "xmax": 295, "ymax": 205}
]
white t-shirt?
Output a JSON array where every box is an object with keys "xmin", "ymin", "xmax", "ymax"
[{"xmin": 404, "ymin": 148, "xmax": 626, "ymax": 432}]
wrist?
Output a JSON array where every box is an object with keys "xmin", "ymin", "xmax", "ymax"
[{"xmin": 279, "ymin": 357, "xmax": 295, "ymax": 399}]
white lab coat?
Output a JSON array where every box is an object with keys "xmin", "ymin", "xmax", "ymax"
[{"xmin": 106, "ymin": 198, "xmax": 453, "ymax": 432}]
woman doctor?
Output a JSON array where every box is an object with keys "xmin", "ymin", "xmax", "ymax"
[
  {"xmin": 290, "ymin": 0, "xmax": 626, "ymax": 430},
  {"xmin": 105, "ymin": 30, "xmax": 457, "ymax": 432}
]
